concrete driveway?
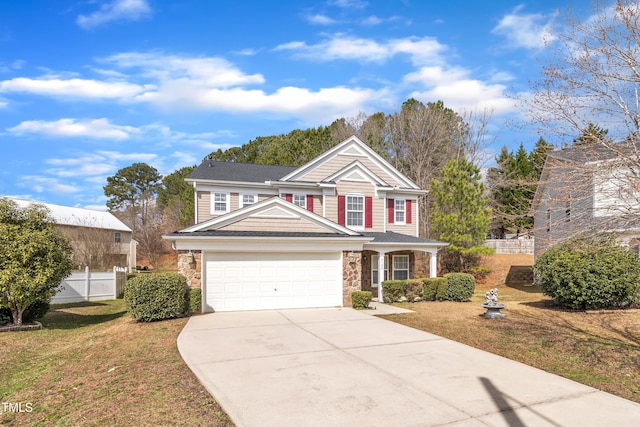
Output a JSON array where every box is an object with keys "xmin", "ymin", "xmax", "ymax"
[{"xmin": 178, "ymin": 306, "xmax": 640, "ymax": 427}]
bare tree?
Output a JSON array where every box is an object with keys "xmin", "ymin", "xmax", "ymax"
[{"xmin": 525, "ymin": 0, "xmax": 640, "ymax": 253}]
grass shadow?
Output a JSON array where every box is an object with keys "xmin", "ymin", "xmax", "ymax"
[
  {"xmin": 41, "ymin": 301, "xmax": 128, "ymax": 329},
  {"xmin": 51, "ymin": 301, "xmax": 111, "ymax": 309}
]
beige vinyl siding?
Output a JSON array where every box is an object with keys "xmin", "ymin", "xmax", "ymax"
[
  {"xmin": 311, "ymin": 195, "xmax": 322, "ymax": 215},
  {"xmin": 387, "ymin": 199, "xmax": 418, "ymax": 236},
  {"xmin": 300, "ymin": 154, "xmax": 404, "ymax": 187},
  {"xmin": 197, "ymin": 191, "xmax": 275, "ymax": 224},
  {"xmin": 230, "ymin": 193, "xmax": 239, "ymax": 211},
  {"xmin": 328, "ymin": 181, "xmax": 385, "ymax": 232},
  {"xmin": 336, "ymin": 181, "xmax": 375, "ymax": 197},
  {"xmin": 325, "ymin": 194, "xmax": 337, "ymax": 225},
  {"xmin": 197, "ymin": 191, "xmax": 213, "ymax": 223},
  {"xmin": 219, "ymin": 217, "xmax": 330, "ymax": 233}
]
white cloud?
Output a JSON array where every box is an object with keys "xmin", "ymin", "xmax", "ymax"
[
  {"xmin": 23, "ymin": 177, "xmax": 79, "ymax": 194},
  {"xmin": 274, "ymin": 34, "xmax": 446, "ymax": 65},
  {"xmin": 361, "ymin": 15, "xmax": 382, "ymax": 26},
  {"xmin": 329, "ymin": 0, "xmax": 368, "ymax": 9},
  {"xmin": 492, "ymin": 5, "xmax": 556, "ymax": 49},
  {"xmin": 46, "ymin": 164, "xmax": 114, "ymax": 178},
  {"xmin": 305, "ymin": 14, "xmax": 338, "ymax": 25},
  {"xmin": 96, "ymin": 150, "xmax": 157, "ymax": 162},
  {"xmin": 102, "ymin": 52, "xmax": 265, "ymax": 88},
  {"xmin": 405, "ymin": 66, "xmax": 514, "ymax": 114},
  {"xmin": 0, "ymin": 77, "xmax": 151, "ymax": 99},
  {"xmin": 7, "ymin": 118, "xmax": 138, "ymax": 140},
  {"xmin": 77, "ymin": 0, "xmax": 152, "ymax": 29}
]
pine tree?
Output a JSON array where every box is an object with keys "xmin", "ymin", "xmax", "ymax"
[{"xmin": 430, "ymin": 158, "xmax": 492, "ymax": 272}]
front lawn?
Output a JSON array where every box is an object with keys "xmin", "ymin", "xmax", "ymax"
[
  {"xmin": 382, "ymin": 255, "xmax": 640, "ymax": 403},
  {"xmin": 0, "ymin": 299, "xmax": 232, "ymax": 426}
]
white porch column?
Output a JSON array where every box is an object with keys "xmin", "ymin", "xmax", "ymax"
[
  {"xmin": 378, "ymin": 251, "xmax": 386, "ymax": 302},
  {"xmin": 430, "ymin": 250, "xmax": 438, "ymax": 278}
]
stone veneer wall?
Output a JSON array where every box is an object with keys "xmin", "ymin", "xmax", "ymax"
[
  {"xmin": 177, "ymin": 250, "xmax": 202, "ymax": 288},
  {"xmin": 342, "ymin": 250, "xmax": 362, "ymax": 306}
]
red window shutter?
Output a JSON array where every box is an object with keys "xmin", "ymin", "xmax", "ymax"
[
  {"xmin": 337, "ymin": 195, "xmax": 346, "ymax": 226},
  {"xmin": 387, "ymin": 198, "xmax": 395, "ymax": 223},
  {"xmin": 285, "ymin": 193, "xmax": 292, "ymax": 203},
  {"xmin": 406, "ymin": 200, "xmax": 412, "ymax": 224},
  {"xmin": 365, "ymin": 196, "xmax": 373, "ymax": 228},
  {"xmin": 306, "ymin": 195, "xmax": 314, "ymax": 212}
]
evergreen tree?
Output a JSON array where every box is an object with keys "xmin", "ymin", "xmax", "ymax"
[{"xmin": 430, "ymin": 158, "xmax": 492, "ymax": 272}]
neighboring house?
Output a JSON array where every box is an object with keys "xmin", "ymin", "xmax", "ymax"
[
  {"xmin": 164, "ymin": 136, "xmax": 447, "ymax": 312},
  {"xmin": 532, "ymin": 143, "xmax": 640, "ymax": 257},
  {"xmin": 6, "ymin": 198, "xmax": 136, "ymax": 271}
]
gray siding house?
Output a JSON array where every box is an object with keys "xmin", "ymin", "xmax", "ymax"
[{"xmin": 532, "ymin": 143, "xmax": 640, "ymax": 257}]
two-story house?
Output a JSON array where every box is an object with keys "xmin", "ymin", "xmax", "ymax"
[
  {"xmin": 164, "ymin": 136, "xmax": 447, "ymax": 312},
  {"xmin": 6, "ymin": 197, "xmax": 136, "ymax": 271},
  {"xmin": 532, "ymin": 142, "xmax": 640, "ymax": 257}
]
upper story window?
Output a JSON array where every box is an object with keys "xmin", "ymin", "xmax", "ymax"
[
  {"xmin": 347, "ymin": 195, "xmax": 364, "ymax": 228},
  {"xmin": 241, "ymin": 194, "xmax": 257, "ymax": 208},
  {"xmin": 395, "ymin": 199, "xmax": 406, "ymax": 223},
  {"xmin": 293, "ymin": 194, "xmax": 306, "ymax": 208},
  {"xmin": 114, "ymin": 232, "xmax": 121, "ymax": 243},
  {"xmin": 212, "ymin": 192, "xmax": 229, "ymax": 213}
]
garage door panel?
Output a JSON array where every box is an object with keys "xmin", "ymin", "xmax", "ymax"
[{"xmin": 205, "ymin": 251, "xmax": 342, "ymax": 312}]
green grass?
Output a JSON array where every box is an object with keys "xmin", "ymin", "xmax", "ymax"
[{"xmin": 0, "ymin": 300, "xmax": 232, "ymax": 426}]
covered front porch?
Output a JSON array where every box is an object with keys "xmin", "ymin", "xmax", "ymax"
[{"xmin": 359, "ymin": 232, "xmax": 448, "ymax": 299}]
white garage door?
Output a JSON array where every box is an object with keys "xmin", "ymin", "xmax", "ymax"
[{"xmin": 204, "ymin": 252, "xmax": 342, "ymax": 312}]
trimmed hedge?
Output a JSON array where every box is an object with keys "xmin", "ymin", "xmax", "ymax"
[
  {"xmin": 405, "ymin": 279, "xmax": 423, "ymax": 302},
  {"xmin": 444, "ymin": 273, "xmax": 475, "ymax": 301},
  {"xmin": 534, "ymin": 236, "xmax": 640, "ymax": 309},
  {"xmin": 124, "ymin": 273, "xmax": 190, "ymax": 322},
  {"xmin": 422, "ymin": 277, "xmax": 447, "ymax": 301},
  {"xmin": 352, "ymin": 291, "xmax": 372, "ymax": 309},
  {"xmin": 381, "ymin": 280, "xmax": 406, "ymax": 303},
  {"xmin": 188, "ymin": 288, "xmax": 202, "ymax": 314}
]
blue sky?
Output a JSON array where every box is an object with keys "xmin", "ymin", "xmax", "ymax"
[{"xmin": 0, "ymin": 0, "xmax": 584, "ymax": 210}]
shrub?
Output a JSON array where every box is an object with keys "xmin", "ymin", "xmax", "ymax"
[
  {"xmin": 436, "ymin": 278, "xmax": 449, "ymax": 301},
  {"xmin": 188, "ymin": 288, "xmax": 202, "ymax": 313},
  {"xmin": 403, "ymin": 279, "xmax": 422, "ymax": 301},
  {"xmin": 422, "ymin": 278, "xmax": 447, "ymax": 301},
  {"xmin": 469, "ymin": 265, "xmax": 491, "ymax": 280},
  {"xmin": 0, "ymin": 300, "xmax": 50, "ymax": 325},
  {"xmin": 445, "ymin": 273, "xmax": 475, "ymax": 302},
  {"xmin": 534, "ymin": 236, "xmax": 640, "ymax": 309},
  {"xmin": 381, "ymin": 280, "xmax": 406, "ymax": 303},
  {"xmin": 124, "ymin": 273, "xmax": 190, "ymax": 322},
  {"xmin": 351, "ymin": 291, "xmax": 372, "ymax": 309}
]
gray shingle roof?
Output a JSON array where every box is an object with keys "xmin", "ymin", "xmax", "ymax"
[{"xmin": 188, "ymin": 160, "xmax": 297, "ymax": 183}]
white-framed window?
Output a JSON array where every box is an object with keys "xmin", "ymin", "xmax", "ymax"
[
  {"xmin": 212, "ymin": 192, "xmax": 229, "ymax": 213},
  {"xmin": 395, "ymin": 199, "xmax": 406, "ymax": 224},
  {"xmin": 241, "ymin": 194, "xmax": 257, "ymax": 208},
  {"xmin": 371, "ymin": 255, "xmax": 388, "ymax": 287},
  {"xmin": 347, "ymin": 195, "xmax": 364, "ymax": 228},
  {"xmin": 114, "ymin": 232, "xmax": 121, "ymax": 243},
  {"xmin": 293, "ymin": 194, "xmax": 306, "ymax": 208},
  {"xmin": 392, "ymin": 255, "xmax": 409, "ymax": 280}
]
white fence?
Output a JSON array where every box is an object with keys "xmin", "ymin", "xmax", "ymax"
[
  {"xmin": 51, "ymin": 266, "xmax": 128, "ymax": 304},
  {"xmin": 485, "ymin": 239, "xmax": 535, "ymax": 255}
]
